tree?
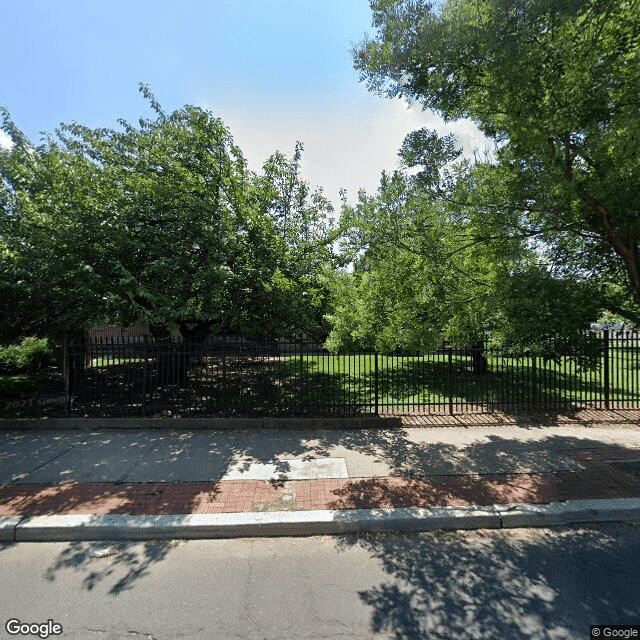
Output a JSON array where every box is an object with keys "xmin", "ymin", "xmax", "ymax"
[
  {"xmin": 0, "ymin": 112, "xmax": 114, "ymax": 344},
  {"xmin": 327, "ymin": 130, "xmax": 603, "ymax": 367},
  {"xmin": 256, "ymin": 141, "xmax": 338, "ymax": 339},
  {"xmin": 353, "ymin": 0, "xmax": 640, "ymax": 319},
  {"xmin": 0, "ymin": 86, "xmax": 337, "ymax": 347}
]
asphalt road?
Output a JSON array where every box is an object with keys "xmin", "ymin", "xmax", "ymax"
[{"xmin": 1, "ymin": 525, "xmax": 639, "ymax": 640}]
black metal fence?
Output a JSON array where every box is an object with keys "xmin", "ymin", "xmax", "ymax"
[{"xmin": 61, "ymin": 331, "xmax": 640, "ymax": 417}]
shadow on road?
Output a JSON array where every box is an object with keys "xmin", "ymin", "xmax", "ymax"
[
  {"xmin": 334, "ymin": 524, "xmax": 640, "ymax": 640},
  {"xmin": 42, "ymin": 539, "xmax": 187, "ymax": 595}
]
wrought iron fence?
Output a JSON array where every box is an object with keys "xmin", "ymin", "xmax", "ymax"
[{"xmin": 61, "ymin": 331, "xmax": 640, "ymax": 417}]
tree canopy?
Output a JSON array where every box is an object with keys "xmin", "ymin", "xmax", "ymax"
[
  {"xmin": 326, "ymin": 132, "xmax": 603, "ymax": 363},
  {"xmin": 352, "ymin": 0, "xmax": 640, "ymax": 321},
  {"xmin": 0, "ymin": 86, "xmax": 336, "ymax": 344}
]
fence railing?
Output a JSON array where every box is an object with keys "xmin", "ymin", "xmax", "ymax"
[{"xmin": 62, "ymin": 331, "xmax": 640, "ymax": 417}]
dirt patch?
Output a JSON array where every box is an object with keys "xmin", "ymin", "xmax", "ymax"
[{"xmin": 252, "ymin": 495, "xmax": 307, "ymax": 512}]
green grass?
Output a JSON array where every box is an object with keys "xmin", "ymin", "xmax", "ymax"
[
  {"xmin": 277, "ymin": 351, "xmax": 640, "ymax": 408},
  {"xmin": 89, "ymin": 357, "xmax": 145, "ymax": 367}
]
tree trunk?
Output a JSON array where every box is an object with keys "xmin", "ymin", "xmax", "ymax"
[
  {"xmin": 149, "ymin": 323, "xmax": 185, "ymax": 387},
  {"xmin": 148, "ymin": 321, "xmax": 212, "ymax": 388},
  {"xmin": 471, "ymin": 341, "xmax": 488, "ymax": 375},
  {"xmin": 178, "ymin": 320, "xmax": 212, "ymax": 344}
]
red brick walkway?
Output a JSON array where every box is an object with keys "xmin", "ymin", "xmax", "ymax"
[
  {"xmin": 393, "ymin": 408, "xmax": 640, "ymax": 427},
  {"xmin": 2, "ymin": 457, "xmax": 639, "ymax": 517}
]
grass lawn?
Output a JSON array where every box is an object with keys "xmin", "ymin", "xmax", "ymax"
[
  {"xmin": 89, "ymin": 357, "xmax": 145, "ymax": 367},
  {"xmin": 280, "ymin": 350, "xmax": 640, "ymax": 409}
]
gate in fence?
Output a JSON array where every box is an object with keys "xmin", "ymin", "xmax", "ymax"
[{"xmin": 63, "ymin": 331, "xmax": 640, "ymax": 417}]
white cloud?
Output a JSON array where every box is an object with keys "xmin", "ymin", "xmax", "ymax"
[
  {"xmin": 208, "ymin": 95, "xmax": 489, "ymax": 211},
  {"xmin": 0, "ymin": 130, "xmax": 13, "ymax": 149}
]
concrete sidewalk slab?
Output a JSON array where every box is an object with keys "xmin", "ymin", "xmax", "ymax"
[
  {"xmin": 14, "ymin": 431, "xmax": 159, "ymax": 484},
  {"xmin": 4, "ymin": 423, "xmax": 640, "ymax": 486},
  {"xmin": 399, "ymin": 425, "xmax": 640, "ymax": 474},
  {"xmin": 0, "ymin": 431, "xmax": 80, "ymax": 483},
  {"xmin": 221, "ymin": 457, "xmax": 349, "ymax": 481},
  {"xmin": 121, "ymin": 430, "xmax": 237, "ymax": 482}
]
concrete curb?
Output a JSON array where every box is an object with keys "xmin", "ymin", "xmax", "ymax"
[
  {"xmin": 0, "ymin": 417, "xmax": 402, "ymax": 431},
  {"xmin": 495, "ymin": 498, "xmax": 640, "ymax": 527},
  {"xmin": 10, "ymin": 507, "xmax": 500, "ymax": 542},
  {"xmin": 3, "ymin": 498, "xmax": 640, "ymax": 542},
  {"xmin": 0, "ymin": 516, "xmax": 22, "ymax": 542}
]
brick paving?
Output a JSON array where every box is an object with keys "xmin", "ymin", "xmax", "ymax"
[{"xmin": 392, "ymin": 408, "xmax": 640, "ymax": 427}]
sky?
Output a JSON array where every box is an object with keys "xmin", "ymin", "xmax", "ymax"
[{"xmin": 0, "ymin": 0, "xmax": 486, "ymax": 210}]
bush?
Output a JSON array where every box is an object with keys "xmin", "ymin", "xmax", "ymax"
[{"xmin": 0, "ymin": 338, "xmax": 53, "ymax": 374}]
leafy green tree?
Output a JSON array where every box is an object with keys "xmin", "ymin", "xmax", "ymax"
[
  {"xmin": 256, "ymin": 142, "xmax": 338, "ymax": 339},
  {"xmin": 0, "ymin": 86, "xmax": 337, "ymax": 347},
  {"xmin": 353, "ymin": 0, "xmax": 640, "ymax": 318},
  {"xmin": 327, "ymin": 130, "xmax": 603, "ymax": 367},
  {"xmin": 0, "ymin": 113, "xmax": 113, "ymax": 344}
]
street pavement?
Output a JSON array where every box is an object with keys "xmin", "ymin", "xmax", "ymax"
[
  {"xmin": 2, "ymin": 525, "xmax": 639, "ymax": 639},
  {"xmin": 2, "ymin": 409, "xmax": 640, "ymax": 540}
]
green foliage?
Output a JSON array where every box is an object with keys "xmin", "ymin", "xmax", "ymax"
[
  {"xmin": 353, "ymin": 0, "xmax": 640, "ymax": 314},
  {"xmin": 256, "ymin": 142, "xmax": 337, "ymax": 338},
  {"xmin": 0, "ymin": 86, "xmax": 337, "ymax": 342},
  {"xmin": 490, "ymin": 267, "xmax": 603, "ymax": 365},
  {"xmin": 327, "ymin": 132, "xmax": 603, "ymax": 360},
  {"xmin": 0, "ymin": 337, "xmax": 52, "ymax": 373},
  {"xmin": 328, "ymin": 157, "xmax": 503, "ymax": 349},
  {"xmin": 325, "ymin": 0, "xmax": 640, "ymax": 362}
]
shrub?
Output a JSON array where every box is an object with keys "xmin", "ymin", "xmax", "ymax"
[{"xmin": 0, "ymin": 338, "xmax": 53, "ymax": 374}]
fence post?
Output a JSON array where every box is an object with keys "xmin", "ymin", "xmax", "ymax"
[
  {"xmin": 63, "ymin": 332, "xmax": 70, "ymax": 416},
  {"xmin": 222, "ymin": 338, "xmax": 227, "ymax": 416},
  {"xmin": 603, "ymin": 329, "xmax": 610, "ymax": 410},
  {"xmin": 374, "ymin": 351, "xmax": 379, "ymax": 415},
  {"xmin": 448, "ymin": 345, "xmax": 454, "ymax": 415},
  {"xmin": 531, "ymin": 354, "xmax": 537, "ymax": 409},
  {"xmin": 141, "ymin": 336, "xmax": 148, "ymax": 413},
  {"xmin": 299, "ymin": 339, "xmax": 305, "ymax": 413}
]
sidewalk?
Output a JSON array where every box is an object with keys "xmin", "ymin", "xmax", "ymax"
[{"xmin": 2, "ymin": 409, "xmax": 640, "ymax": 540}]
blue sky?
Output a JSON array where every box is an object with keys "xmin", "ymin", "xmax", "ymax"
[{"xmin": 1, "ymin": 0, "xmax": 484, "ymax": 208}]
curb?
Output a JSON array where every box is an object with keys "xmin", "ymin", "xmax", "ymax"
[
  {"xmin": 0, "ymin": 516, "xmax": 22, "ymax": 542},
  {"xmin": 495, "ymin": 498, "xmax": 640, "ymax": 527},
  {"xmin": 8, "ymin": 507, "xmax": 501, "ymax": 542},
  {"xmin": 3, "ymin": 498, "xmax": 640, "ymax": 542}
]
